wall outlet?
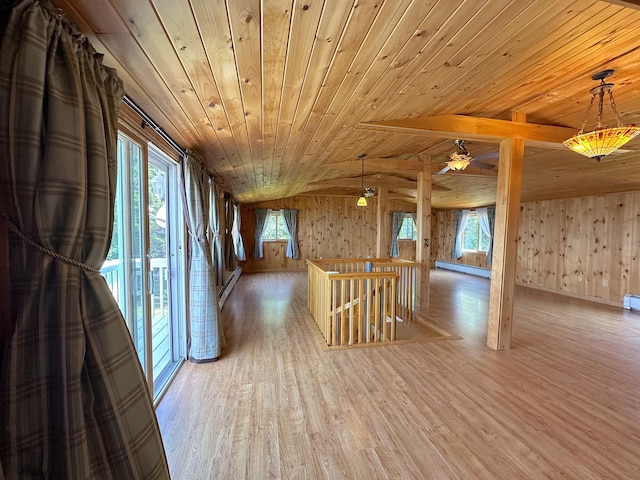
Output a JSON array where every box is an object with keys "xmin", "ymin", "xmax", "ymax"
[{"xmin": 602, "ymin": 278, "xmax": 609, "ymax": 287}]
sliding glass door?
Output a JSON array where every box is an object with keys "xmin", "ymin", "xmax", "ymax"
[
  {"xmin": 147, "ymin": 145, "xmax": 184, "ymax": 393},
  {"xmin": 102, "ymin": 133, "xmax": 185, "ymax": 400},
  {"xmin": 103, "ymin": 135, "xmax": 148, "ymax": 370}
]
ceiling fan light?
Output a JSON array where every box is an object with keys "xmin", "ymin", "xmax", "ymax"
[
  {"xmin": 447, "ymin": 139, "xmax": 473, "ymax": 171},
  {"xmin": 563, "ymin": 125, "xmax": 640, "ymax": 161},
  {"xmin": 357, "ymin": 196, "xmax": 368, "ymax": 207},
  {"xmin": 447, "ymin": 152, "xmax": 472, "ymax": 171}
]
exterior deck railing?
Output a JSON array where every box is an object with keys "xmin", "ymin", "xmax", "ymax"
[
  {"xmin": 100, "ymin": 258, "xmax": 169, "ymax": 317},
  {"xmin": 100, "ymin": 258, "xmax": 171, "ymax": 379},
  {"xmin": 306, "ymin": 258, "xmax": 417, "ymax": 347}
]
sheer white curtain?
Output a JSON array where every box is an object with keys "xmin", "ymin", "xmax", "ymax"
[
  {"xmin": 453, "ymin": 209, "xmax": 470, "ymax": 259},
  {"xmin": 477, "ymin": 207, "xmax": 492, "ymax": 265},
  {"xmin": 232, "ymin": 202, "xmax": 246, "ymax": 261}
]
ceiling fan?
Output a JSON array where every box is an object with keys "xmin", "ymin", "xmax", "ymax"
[
  {"xmin": 437, "ymin": 139, "xmax": 498, "ymax": 175},
  {"xmin": 363, "ymin": 187, "xmax": 377, "ymax": 198}
]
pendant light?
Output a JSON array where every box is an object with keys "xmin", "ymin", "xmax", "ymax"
[
  {"xmin": 563, "ymin": 69, "xmax": 640, "ymax": 161},
  {"xmin": 357, "ymin": 153, "xmax": 367, "ymax": 207}
]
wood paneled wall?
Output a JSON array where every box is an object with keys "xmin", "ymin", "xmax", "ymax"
[
  {"xmin": 431, "ymin": 192, "xmax": 640, "ymax": 305},
  {"xmin": 431, "ymin": 210, "xmax": 490, "ymax": 269},
  {"xmin": 397, "ymin": 241, "xmax": 416, "ymax": 261},
  {"xmin": 516, "ymin": 192, "xmax": 640, "ymax": 305},
  {"xmin": 241, "ymin": 191, "xmax": 640, "ymax": 305},
  {"xmin": 240, "ymin": 196, "xmax": 416, "ymax": 272}
]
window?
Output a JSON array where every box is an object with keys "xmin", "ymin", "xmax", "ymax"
[
  {"xmin": 102, "ymin": 132, "xmax": 186, "ymax": 400},
  {"xmin": 262, "ymin": 211, "xmax": 290, "ymax": 241},
  {"xmin": 397, "ymin": 213, "xmax": 416, "ymax": 240},
  {"xmin": 462, "ymin": 213, "xmax": 490, "ymax": 252}
]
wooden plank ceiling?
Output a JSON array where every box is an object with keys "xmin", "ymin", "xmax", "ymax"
[{"xmin": 54, "ymin": 0, "xmax": 640, "ymax": 208}]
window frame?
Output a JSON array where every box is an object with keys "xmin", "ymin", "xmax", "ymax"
[
  {"xmin": 261, "ymin": 210, "xmax": 290, "ymax": 242},
  {"xmin": 102, "ymin": 127, "xmax": 187, "ymax": 402},
  {"xmin": 461, "ymin": 212, "xmax": 490, "ymax": 253},
  {"xmin": 397, "ymin": 213, "xmax": 417, "ymax": 241}
]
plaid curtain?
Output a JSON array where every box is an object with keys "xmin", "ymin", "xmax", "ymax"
[
  {"xmin": 453, "ymin": 209, "xmax": 470, "ymax": 259},
  {"xmin": 0, "ymin": 1, "xmax": 169, "ymax": 478},
  {"xmin": 281, "ymin": 209, "xmax": 299, "ymax": 259},
  {"xmin": 181, "ymin": 152, "xmax": 224, "ymax": 362},
  {"xmin": 209, "ymin": 178, "xmax": 224, "ymax": 286},
  {"xmin": 224, "ymin": 193, "xmax": 237, "ymax": 270},
  {"xmin": 390, "ymin": 211, "xmax": 406, "ymax": 257},
  {"xmin": 486, "ymin": 206, "xmax": 496, "ymax": 266},
  {"xmin": 252, "ymin": 208, "xmax": 269, "ymax": 259}
]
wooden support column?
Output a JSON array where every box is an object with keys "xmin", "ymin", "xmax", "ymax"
[
  {"xmin": 376, "ymin": 187, "xmax": 389, "ymax": 258},
  {"xmin": 415, "ymin": 154, "xmax": 431, "ymax": 311},
  {"xmin": 487, "ymin": 112, "xmax": 526, "ymax": 350}
]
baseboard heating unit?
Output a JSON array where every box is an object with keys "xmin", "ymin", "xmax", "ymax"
[
  {"xmin": 623, "ymin": 294, "xmax": 640, "ymax": 311},
  {"xmin": 435, "ymin": 260, "xmax": 491, "ymax": 279}
]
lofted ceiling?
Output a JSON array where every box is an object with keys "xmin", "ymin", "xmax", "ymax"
[{"xmin": 53, "ymin": 0, "xmax": 640, "ymax": 209}]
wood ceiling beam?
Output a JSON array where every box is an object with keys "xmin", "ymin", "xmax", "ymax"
[
  {"xmin": 394, "ymin": 184, "xmax": 450, "ymax": 193},
  {"xmin": 433, "ymin": 165, "xmax": 498, "ymax": 177},
  {"xmin": 295, "ymin": 189, "xmax": 426, "ymax": 199},
  {"xmin": 358, "ymin": 115, "xmax": 577, "ymax": 149},
  {"xmin": 307, "ymin": 175, "xmax": 417, "ymax": 190},
  {"xmin": 600, "ymin": 1, "xmax": 640, "ymax": 10},
  {"xmin": 321, "ymin": 158, "xmax": 426, "ymax": 173}
]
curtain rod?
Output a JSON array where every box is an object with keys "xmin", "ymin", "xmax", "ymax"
[{"xmin": 122, "ymin": 94, "xmax": 186, "ymax": 157}]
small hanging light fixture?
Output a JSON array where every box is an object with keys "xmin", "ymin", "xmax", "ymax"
[
  {"xmin": 563, "ymin": 69, "xmax": 640, "ymax": 161},
  {"xmin": 357, "ymin": 153, "xmax": 367, "ymax": 207},
  {"xmin": 447, "ymin": 139, "xmax": 473, "ymax": 171}
]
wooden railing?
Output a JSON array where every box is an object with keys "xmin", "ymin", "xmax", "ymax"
[{"xmin": 306, "ymin": 258, "xmax": 418, "ymax": 347}]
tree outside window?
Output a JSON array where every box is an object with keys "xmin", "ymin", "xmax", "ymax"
[
  {"xmin": 462, "ymin": 213, "xmax": 490, "ymax": 252},
  {"xmin": 397, "ymin": 214, "xmax": 416, "ymax": 240},
  {"xmin": 262, "ymin": 211, "xmax": 290, "ymax": 241}
]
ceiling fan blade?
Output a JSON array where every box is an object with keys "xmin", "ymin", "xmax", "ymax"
[
  {"xmin": 470, "ymin": 159, "xmax": 496, "ymax": 170},
  {"xmin": 437, "ymin": 164, "xmax": 451, "ymax": 175},
  {"xmin": 472, "ymin": 151, "xmax": 499, "ymax": 162}
]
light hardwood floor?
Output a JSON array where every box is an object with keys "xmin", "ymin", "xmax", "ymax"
[{"xmin": 156, "ymin": 270, "xmax": 640, "ymax": 479}]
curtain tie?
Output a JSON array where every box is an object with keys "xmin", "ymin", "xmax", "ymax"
[
  {"xmin": 187, "ymin": 230, "xmax": 207, "ymax": 243},
  {"xmin": 6, "ymin": 219, "xmax": 101, "ymax": 273}
]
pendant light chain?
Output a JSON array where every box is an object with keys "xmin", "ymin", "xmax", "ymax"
[
  {"xmin": 361, "ymin": 155, "xmax": 365, "ymax": 194},
  {"xmin": 609, "ymin": 90, "xmax": 624, "ymax": 127},
  {"xmin": 356, "ymin": 153, "xmax": 368, "ymax": 207},
  {"xmin": 578, "ymin": 94, "xmax": 595, "ymax": 135}
]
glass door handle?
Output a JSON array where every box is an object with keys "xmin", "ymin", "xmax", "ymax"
[{"xmin": 148, "ymin": 270, "xmax": 154, "ymax": 295}]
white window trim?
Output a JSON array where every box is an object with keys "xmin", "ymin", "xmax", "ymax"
[
  {"xmin": 397, "ymin": 213, "xmax": 417, "ymax": 241},
  {"xmin": 262, "ymin": 210, "xmax": 289, "ymax": 242},
  {"xmin": 461, "ymin": 212, "xmax": 489, "ymax": 253}
]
